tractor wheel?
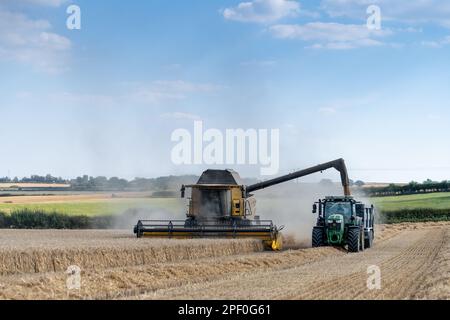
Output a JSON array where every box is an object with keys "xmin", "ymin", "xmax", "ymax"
[
  {"xmin": 347, "ymin": 228, "xmax": 360, "ymax": 253},
  {"xmin": 312, "ymin": 227, "xmax": 324, "ymax": 247},
  {"xmin": 364, "ymin": 230, "xmax": 373, "ymax": 249}
]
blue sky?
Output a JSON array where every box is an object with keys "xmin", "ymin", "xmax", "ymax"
[{"xmin": 1, "ymin": 0, "xmax": 450, "ymax": 182}]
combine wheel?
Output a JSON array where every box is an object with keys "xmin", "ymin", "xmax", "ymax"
[
  {"xmin": 263, "ymin": 233, "xmax": 283, "ymax": 251},
  {"xmin": 271, "ymin": 233, "xmax": 283, "ymax": 251}
]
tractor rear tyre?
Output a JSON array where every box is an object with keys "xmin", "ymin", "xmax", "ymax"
[
  {"xmin": 348, "ymin": 228, "xmax": 360, "ymax": 253},
  {"xmin": 312, "ymin": 227, "xmax": 324, "ymax": 247}
]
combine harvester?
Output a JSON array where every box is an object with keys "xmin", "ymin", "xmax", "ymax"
[{"xmin": 134, "ymin": 158, "xmax": 374, "ymax": 252}]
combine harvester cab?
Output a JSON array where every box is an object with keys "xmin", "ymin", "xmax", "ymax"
[{"xmin": 134, "ymin": 169, "xmax": 283, "ymax": 251}]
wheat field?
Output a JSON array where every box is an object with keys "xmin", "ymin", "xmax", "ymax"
[{"xmin": 0, "ymin": 222, "xmax": 449, "ymax": 300}]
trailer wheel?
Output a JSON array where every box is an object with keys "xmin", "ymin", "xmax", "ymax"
[
  {"xmin": 347, "ymin": 228, "xmax": 360, "ymax": 253},
  {"xmin": 359, "ymin": 228, "xmax": 365, "ymax": 251},
  {"xmin": 312, "ymin": 227, "xmax": 324, "ymax": 247},
  {"xmin": 364, "ymin": 230, "xmax": 373, "ymax": 249}
]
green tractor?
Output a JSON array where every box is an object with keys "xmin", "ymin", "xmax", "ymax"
[{"xmin": 312, "ymin": 196, "xmax": 375, "ymax": 252}]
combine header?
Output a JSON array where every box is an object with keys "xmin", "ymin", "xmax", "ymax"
[
  {"xmin": 134, "ymin": 158, "xmax": 371, "ymax": 251},
  {"xmin": 134, "ymin": 219, "xmax": 278, "ymax": 243}
]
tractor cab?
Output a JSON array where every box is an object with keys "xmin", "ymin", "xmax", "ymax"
[
  {"xmin": 324, "ymin": 200, "xmax": 352, "ymax": 221},
  {"xmin": 313, "ymin": 196, "xmax": 358, "ymax": 224}
]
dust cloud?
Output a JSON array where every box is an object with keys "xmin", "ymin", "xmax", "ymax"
[
  {"xmin": 253, "ymin": 182, "xmax": 344, "ymax": 248},
  {"xmin": 111, "ymin": 199, "xmax": 187, "ymax": 230}
]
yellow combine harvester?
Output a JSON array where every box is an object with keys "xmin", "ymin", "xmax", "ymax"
[{"xmin": 134, "ymin": 159, "xmax": 351, "ymax": 250}]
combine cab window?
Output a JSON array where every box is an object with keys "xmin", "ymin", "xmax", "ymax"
[
  {"xmin": 197, "ymin": 189, "xmax": 231, "ymax": 219},
  {"xmin": 324, "ymin": 202, "xmax": 352, "ymax": 220}
]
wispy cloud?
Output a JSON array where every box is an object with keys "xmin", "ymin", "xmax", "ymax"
[
  {"xmin": 427, "ymin": 113, "xmax": 441, "ymax": 121},
  {"xmin": 270, "ymin": 22, "xmax": 392, "ymax": 49},
  {"xmin": 28, "ymin": 80, "xmax": 223, "ymax": 109},
  {"xmin": 47, "ymin": 92, "xmax": 116, "ymax": 107},
  {"xmin": 0, "ymin": 8, "xmax": 71, "ymax": 73},
  {"xmin": 160, "ymin": 112, "xmax": 201, "ymax": 121},
  {"xmin": 318, "ymin": 95, "xmax": 379, "ymax": 115},
  {"xmin": 222, "ymin": 1, "xmax": 448, "ymax": 49},
  {"xmin": 18, "ymin": 0, "xmax": 67, "ymax": 6},
  {"xmin": 223, "ymin": 0, "xmax": 300, "ymax": 23},
  {"xmin": 421, "ymin": 36, "xmax": 450, "ymax": 48},
  {"xmin": 318, "ymin": 107, "xmax": 337, "ymax": 116},
  {"xmin": 129, "ymin": 80, "xmax": 225, "ymax": 105},
  {"xmin": 321, "ymin": 0, "xmax": 450, "ymax": 28}
]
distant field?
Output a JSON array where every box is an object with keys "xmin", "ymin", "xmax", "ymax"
[
  {"xmin": 1, "ymin": 191, "xmax": 450, "ymax": 220},
  {"xmin": 0, "ymin": 194, "xmax": 184, "ymax": 216},
  {"xmin": 0, "ymin": 183, "xmax": 70, "ymax": 189},
  {"xmin": 372, "ymin": 192, "xmax": 450, "ymax": 211}
]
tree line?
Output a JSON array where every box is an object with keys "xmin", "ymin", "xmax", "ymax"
[
  {"xmin": 0, "ymin": 174, "xmax": 66, "ymax": 184},
  {"xmin": 0, "ymin": 174, "xmax": 199, "ymax": 192},
  {"xmin": 362, "ymin": 179, "xmax": 450, "ymax": 197},
  {"xmin": 69, "ymin": 175, "xmax": 200, "ymax": 191},
  {"xmin": 2, "ymin": 174, "xmax": 449, "ymax": 196}
]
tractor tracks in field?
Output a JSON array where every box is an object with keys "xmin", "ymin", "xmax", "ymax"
[
  {"xmin": 293, "ymin": 228, "xmax": 446, "ymax": 300},
  {"xmin": 410, "ymin": 228, "xmax": 450, "ymax": 299}
]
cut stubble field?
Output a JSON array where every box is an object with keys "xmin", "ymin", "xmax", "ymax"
[{"xmin": 0, "ymin": 221, "xmax": 449, "ymax": 300}]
